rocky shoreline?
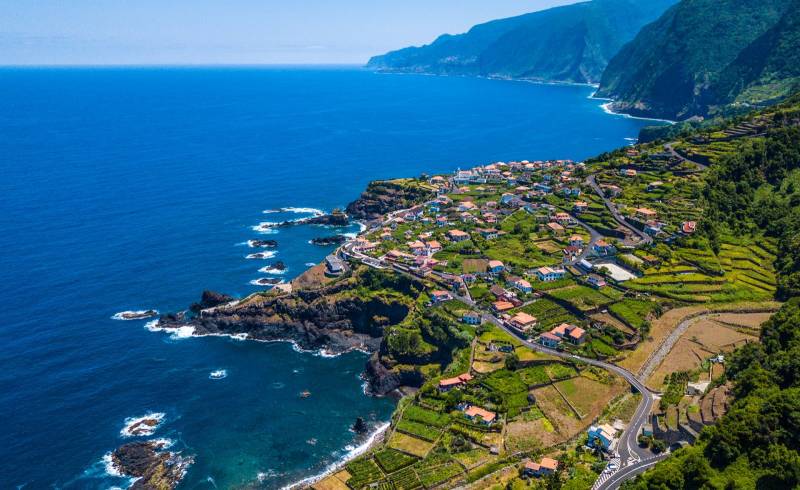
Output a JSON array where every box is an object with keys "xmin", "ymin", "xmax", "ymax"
[
  {"xmin": 111, "ymin": 440, "xmax": 193, "ymax": 490},
  {"xmin": 153, "ymin": 181, "xmax": 433, "ymax": 395}
]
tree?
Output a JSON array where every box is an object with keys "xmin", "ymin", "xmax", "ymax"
[{"xmin": 505, "ymin": 352, "xmax": 520, "ymax": 371}]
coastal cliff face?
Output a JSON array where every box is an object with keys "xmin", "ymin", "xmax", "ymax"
[
  {"xmin": 158, "ymin": 268, "xmax": 425, "ymax": 394},
  {"xmin": 345, "ymin": 179, "xmax": 435, "ymax": 221}
]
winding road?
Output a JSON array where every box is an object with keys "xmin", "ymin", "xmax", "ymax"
[{"xmin": 585, "ymin": 175, "xmax": 652, "ymax": 246}]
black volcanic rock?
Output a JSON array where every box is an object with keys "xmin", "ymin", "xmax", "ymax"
[
  {"xmin": 311, "ymin": 235, "xmax": 348, "ymax": 246},
  {"xmin": 111, "ymin": 441, "xmax": 193, "ymax": 490},
  {"xmin": 190, "ymin": 290, "xmax": 234, "ymax": 312},
  {"xmin": 249, "ymin": 239, "xmax": 278, "ymax": 248},
  {"xmin": 352, "ymin": 417, "xmax": 368, "ymax": 433}
]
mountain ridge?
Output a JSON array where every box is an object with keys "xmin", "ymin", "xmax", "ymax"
[{"xmin": 366, "ymin": 0, "xmax": 677, "ymax": 85}]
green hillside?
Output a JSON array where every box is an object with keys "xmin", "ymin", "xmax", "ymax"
[
  {"xmin": 596, "ymin": 0, "xmax": 796, "ymax": 120},
  {"xmin": 366, "ymin": 0, "xmax": 676, "ymax": 84}
]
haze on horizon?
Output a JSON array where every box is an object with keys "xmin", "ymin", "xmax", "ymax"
[{"xmin": 0, "ymin": 0, "xmax": 574, "ymax": 66}]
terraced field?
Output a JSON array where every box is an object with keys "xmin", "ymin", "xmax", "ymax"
[{"xmin": 626, "ymin": 236, "xmax": 776, "ymax": 303}]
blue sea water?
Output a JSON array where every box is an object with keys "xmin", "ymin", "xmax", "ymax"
[{"xmin": 0, "ymin": 67, "xmax": 660, "ymax": 489}]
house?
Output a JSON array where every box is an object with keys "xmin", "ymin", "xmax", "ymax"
[
  {"xmin": 538, "ymin": 332, "xmax": 561, "ymax": 348},
  {"xmin": 533, "ymin": 182, "xmax": 552, "ymax": 193},
  {"xmin": 500, "ymin": 193, "xmax": 516, "ymax": 205},
  {"xmin": 436, "ymin": 216, "xmax": 449, "ymax": 227},
  {"xmin": 430, "ymin": 290, "xmax": 452, "ymax": 303},
  {"xmin": 438, "ymin": 373, "xmax": 473, "ymax": 392},
  {"xmin": 635, "ymin": 208, "xmax": 658, "ymax": 220},
  {"xmin": 408, "ymin": 240, "xmax": 426, "ymax": 256},
  {"xmin": 478, "ymin": 228, "xmax": 499, "ymax": 240},
  {"xmin": 426, "ymin": 240, "xmax": 442, "ymax": 254},
  {"xmin": 448, "ymin": 229, "xmax": 470, "ymax": 242},
  {"xmin": 682, "ymin": 221, "xmax": 697, "ymax": 234},
  {"xmin": 380, "ymin": 231, "xmax": 393, "ymax": 241},
  {"xmin": 488, "ymin": 260, "xmax": 505, "ymax": 274},
  {"xmin": 686, "ymin": 381, "xmax": 710, "ymax": 396},
  {"xmin": 458, "ymin": 201, "xmax": 477, "ymax": 212},
  {"xmin": 325, "ymin": 255, "xmax": 345, "ymax": 276},
  {"xmin": 593, "ymin": 240, "xmax": 614, "ymax": 256},
  {"xmin": 646, "ymin": 181, "xmax": 664, "ymax": 192},
  {"xmin": 588, "ymin": 424, "xmax": 617, "ymax": 450},
  {"xmin": 523, "ymin": 458, "xmax": 559, "ymax": 477},
  {"xmin": 622, "ymin": 169, "xmax": 638, "ymax": 177},
  {"xmin": 554, "ymin": 212, "xmax": 571, "ymax": 224},
  {"xmin": 546, "ymin": 222, "xmax": 565, "ymax": 235},
  {"xmin": 551, "ymin": 323, "xmax": 586, "ymax": 344},
  {"xmin": 572, "ymin": 201, "xmax": 588, "ymax": 213},
  {"xmin": 462, "ymin": 311, "xmax": 482, "ymax": 325},
  {"xmin": 461, "ymin": 273, "xmax": 476, "ymax": 285},
  {"xmin": 569, "ymin": 235, "xmax": 585, "ymax": 247},
  {"xmin": 511, "ymin": 277, "xmax": 533, "ymax": 294},
  {"xmin": 493, "ymin": 301, "xmax": 515, "ymax": 313},
  {"xmin": 535, "ymin": 266, "xmax": 566, "ymax": 282},
  {"xmin": 509, "ymin": 312, "xmax": 538, "ymax": 332},
  {"xmin": 587, "ymin": 274, "xmax": 607, "ymax": 289},
  {"xmin": 463, "ymin": 405, "xmax": 497, "ymax": 425}
]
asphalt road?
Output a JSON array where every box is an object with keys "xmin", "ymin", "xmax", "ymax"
[{"xmin": 585, "ymin": 175, "xmax": 653, "ymax": 245}]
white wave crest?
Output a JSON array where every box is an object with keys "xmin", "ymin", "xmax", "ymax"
[
  {"xmin": 111, "ymin": 310, "xmax": 158, "ymax": 321},
  {"xmin": 209, "ymin": 369, "xmax": 227, "ymax": 380},
  {"xmin": 280, "ymin": 422, "xmax": 391, "ymax": 490},
  {"xmin": 120, "ymin": 412, "xmax": 165, "ymax": 437},
  {"xmin": 102, "ymin": 453, "xmax": 123, "ymax": 477},
  {"xmin": 258, "ymin": 265, "xmax": 286, "ymax": 275},
  {"xmin": 246, "ymin": 251, "xmax": 277, "ymax": 260},
  {"xmin": 281, "ymin": 207, "xmax": 324, "ymax": 216},
  {"xmin": 252, "ymin": 223, "xmax": 278, "ymax": 234}
]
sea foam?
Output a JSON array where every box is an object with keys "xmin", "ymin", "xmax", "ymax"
[
  {"xmin": 246, "ymin": 251, "xmax": 277, "ymax": 260},
  {"xmin": 120, "ymin": 412, "xmax": 166, "ymax": 437}
]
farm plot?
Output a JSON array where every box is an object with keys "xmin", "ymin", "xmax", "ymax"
[
  {"xmin": 388, "ymin": 432, "xmax": 435, "ymax": 458},
  {"xmin": 345, "ymin": 459, "xmax": 385, "ymax": 489},
  {"xmin": 518, "ymin": 299, "xmax": 579, "ymax": 330},
  {"xmin": 375, "ymin": 448, "xmax": 418, "ymax": 473},
  {"xmin": 548, "ymin": 285, "xmax": 622, "ymax": 312},
  {"xmin": 530, "ymin": 385, "xmax": 582, "ymax": 442},
  {"xmin": 556, "ymin": 375, "xmax": 624, "ymax": 421}
]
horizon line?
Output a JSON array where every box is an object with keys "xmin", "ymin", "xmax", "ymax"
[{"xmin": 0, "ymin": 62, "xmax": 368, "ymax": 69}]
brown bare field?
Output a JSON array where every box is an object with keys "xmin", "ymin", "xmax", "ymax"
[
  {"xmin": 558, "ymin": 375, "xmax": 625, "ymax": 420},
  {"xmin": 648, "ymin": 315, "xmax": 760, "ymax": 387},
  {"xmin": 462, "ymin": 258, "xmax": 488, "ymax": 273},
  {"xmin": 472, "ymin": 361, "xmax": 504, "ymax": 374},
  {"xmin": 506, "ymin": 419, "xmax": 557, "ymax": 451},
  {"xmin": 714, "ymin": 312, "xmax": 772, "ymax": 329},
  {"xmin": 312, "ymin": 470, "xmax": 352, "ymax": 490},
  {"xmin": 531, "ymin": 385, "xmax": 581, "ymax": 442},
  {"xmin": 619, "ymin": 302, "xmax": 780, "ymax": 374},
  {"xmin": 387, "ymin": 432, "xmax": 434, "ymax": 458},
  {"xmin": 535, "ymin": 240, "xmax": 562, "ymax": 253}
]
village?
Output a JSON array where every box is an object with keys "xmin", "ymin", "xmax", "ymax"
[{"xmin": 313, "ymin": 140, "xmax": 780, "ymax": 490}]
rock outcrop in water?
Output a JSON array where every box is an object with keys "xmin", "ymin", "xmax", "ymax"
[
  {"xmin": 111, "ymin": 440, "xmax": 193, "ymax": 490},
  {"xmin": 276, "ymin": 210, "xmax": 350, "ymax": 227},
  {"xmin": 311, "ymin": 235, "xmax": 349, "ymax": 246},
  {"xmin": 249, "ymin": 239, "xmax": 278, "ymax": 248}
]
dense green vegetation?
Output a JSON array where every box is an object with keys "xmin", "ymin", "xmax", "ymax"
[
  {"xmin": 366, "ymin": 0, "xmax": 675, "ymax": 84},
  {"xmin": 597, "ymin": 0, "xmax": 797, "ymax": 120},
  {"xmin": 623, "ymin": 97, "xmax": 800, "ymax": 489}
]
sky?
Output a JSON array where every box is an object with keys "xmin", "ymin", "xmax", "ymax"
[{"xmin": 0, "ymin": 0, "xmax": 576, "ymax": 65}]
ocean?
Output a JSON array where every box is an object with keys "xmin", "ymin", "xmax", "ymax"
[{"xmin": 0, "ymin": 66, "xmax": 660, "ymax": 489}]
